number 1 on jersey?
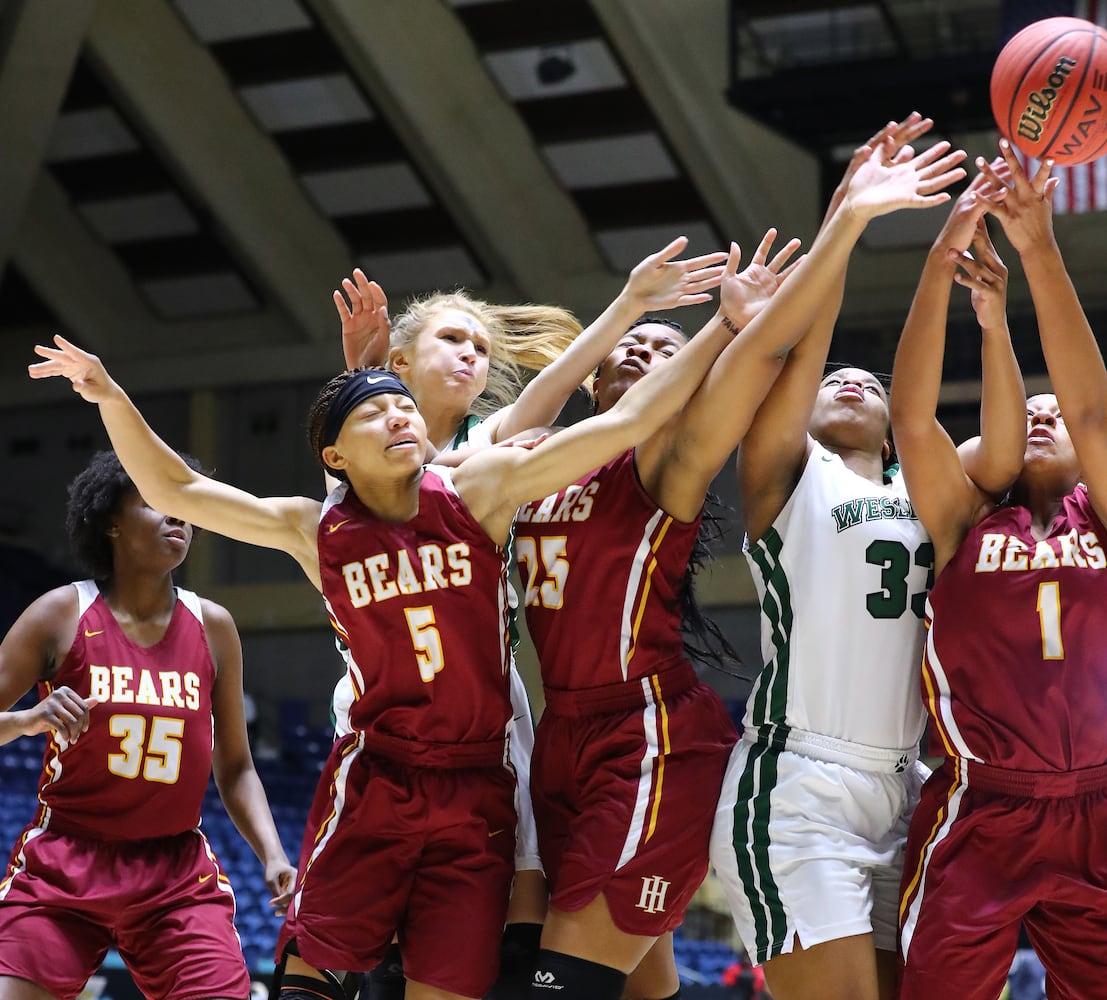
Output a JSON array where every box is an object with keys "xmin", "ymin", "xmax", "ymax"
[{"xmin": 1036, "ymin": 580, "xmax": 1064, "ymax": 660}]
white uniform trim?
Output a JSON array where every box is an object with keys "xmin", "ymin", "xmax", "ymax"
[
  {"xmin": 615, "ymin": 677, "xmax": 660, "ymax": 871},
  {"xmin": 922, "ymin": 597, "xmax": 981, "ymax": 761},
  {"xmin": 618, "ymin": 509, "xmax": 666, "ymax": 681}
]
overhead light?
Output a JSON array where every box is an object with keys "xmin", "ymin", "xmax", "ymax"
[{"xmin": 536, "ymin": 46, "xmax": 576, "ymax": 86}]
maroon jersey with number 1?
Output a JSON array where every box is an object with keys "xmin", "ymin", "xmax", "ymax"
[{"xmin": 900, "ymin": 486, "xmax": 1107, "ymax": 1000}]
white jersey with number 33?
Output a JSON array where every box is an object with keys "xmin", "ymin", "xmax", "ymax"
[{"xmin": 742, "ymin": 441, "xmax": 930, "ymax": 755}]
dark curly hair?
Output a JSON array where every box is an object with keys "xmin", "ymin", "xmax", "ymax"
[
  {"xmin": 629, "ymin": 314, "xmax": 685, "ymax": 336},
  {"xmin": 306, "ymin": 369, "xmax": 358, "ymax": 483},
  {"xmin": 66, "ymin": 450, "xmax": 205, "ymax": 580},
  {"xmin": 677, "ymin": 492, "xmax": 744, "ymax": 676}
]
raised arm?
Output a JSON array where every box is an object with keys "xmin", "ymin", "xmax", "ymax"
[
  {"xmin": 483, "ymin": 236, "xmax": 728, "ymax": 442},
  {"xmin": 954, "ymin": 215, "xmax": 1027, "ymax": 497},
  {"xmin": 890, "ymin": 174, "xmax": 1016, "ymax": 569},
  {"xmin": 28, "ymin": 338, "xmax": 323, "ymax": 588},
  {"xmin": 737, "ymin": 114, "xmax": 956, "ymax": 540},
  {"xmin": 981, "ymin": 139, "xmax": 1107, "ymax": 514},
  {"xmin": 335, "ymin": 269, "xmax": 392, "ymax": 370},
  {"xmin": 455, "ymin": 247, "xmax": 749, "ymax": 540}
]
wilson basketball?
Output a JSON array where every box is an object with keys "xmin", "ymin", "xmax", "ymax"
[{"xmin": 990, "ymin": 16, "xmax": 1107, "ymax": 165}]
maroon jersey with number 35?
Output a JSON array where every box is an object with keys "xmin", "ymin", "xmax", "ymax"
[{"xmin": 35, "ymin": 580, "xmax": 215, "ymax": 841}]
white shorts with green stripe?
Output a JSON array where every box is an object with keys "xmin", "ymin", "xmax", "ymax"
[{"xmin": 709, "ymin": 734, "xmax": 928, "ymax": 965}]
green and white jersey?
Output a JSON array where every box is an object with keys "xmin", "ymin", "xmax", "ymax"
[{"xmin": 742, "ymin": 440, "xmax": 930, "ymax": 758}]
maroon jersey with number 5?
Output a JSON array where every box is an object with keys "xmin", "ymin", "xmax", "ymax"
[
  {"xmin": 35, "ymin": 580, "xmax": 215, "ymax": 841},
  {"xmin": 923, "ymin": 484, "xmax": 1107, "ymax": 771},
  {"xmin": 318, "ymin": 466, "xmax": 512, "ymax": 761}
]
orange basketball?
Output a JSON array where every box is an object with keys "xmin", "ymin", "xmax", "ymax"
[{"xmin": 990, "ymin": 16, "xmax": 1107, "ymax": 165}]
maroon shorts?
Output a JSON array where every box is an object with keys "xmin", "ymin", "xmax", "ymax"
[
  {"xmin": 899, "ymin": 758, "xmax": 1107, "ymax": 1000},
  {"xmin": 532, "ymin": 680, "xmax": 737, "ymax": 936},
  {"xmin": 277, "ymin": 734, "xmax": 516, "ymax": 997},
  {"xmin": 0, "ymin": 826, "xmax": 248, "ymax": 1000}
]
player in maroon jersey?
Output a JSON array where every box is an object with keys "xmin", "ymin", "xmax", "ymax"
[
  {"xmin": 892, "ymin": 139, "xmax": 1107, "ymax": 998},
  {"xmin": 0, "ymin": 450, "xmax": 295, "ymax": 1000},
  {"xmin": 334, "ymin": 242, "xmax": 730, "ymax": 1000},
  {"xmin": 513, "ymin": 127, "xmax": 968, "ymax": 1000},
  {"xmin": 26, "ymin": 255, "xmax": 780, "ymax": 1000}
]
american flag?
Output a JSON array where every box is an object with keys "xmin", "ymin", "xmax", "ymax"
[{"xmin": 1004, "ymin": 0, "xmax": 1107, "ymax": 213}]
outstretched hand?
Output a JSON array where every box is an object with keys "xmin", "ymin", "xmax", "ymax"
[
  {"xmin": 844, "ymin": 134, "xmax": 967, "ymax": 221},
  {"xmin": 824, "ymin": 112, "xmax": 935, "ymax": 225},
  {"xmin": 28, "ymin": 335, "xmax": 117, "ymax": 403},
  {"xmin": 952, "ymin": 218, "xmax": 1010, "ymax": 332},
  {"xmin": 717, "ymin": 229, "xmax": 804, "ymax": 331},
  {"xmin": 334, "ymin": 268, "xmax": 391, "ymax": 370},
  {"xmin": 974, "ymin": 138, "xmax": 1060, "ymax": 254},
  {"xmin": 930, "ymin": 163, "xmax": 1008, "ymax": 257},
  {"xmin": 623, "ymin": 236, "xmax": 729, "ymax": 311}
]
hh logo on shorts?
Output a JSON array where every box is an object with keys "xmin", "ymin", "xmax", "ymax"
[{"xmin": 636, "ymin": 875, "xmax": 671, "ymax": 914}]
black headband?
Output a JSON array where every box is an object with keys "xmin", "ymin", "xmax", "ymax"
[{"xmin": 321, "ymin": 370, "xmax": 417, "ymax": 449}]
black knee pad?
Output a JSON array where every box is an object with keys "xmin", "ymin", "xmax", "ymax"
[
  {"xmin": 487, "ymin": 923, "xmax": 543, "ymax": 1000},
  {"xmin": 530, "ymin": 951, "xmax": 626, "ymax": 1000},
  {"xmin": 280, "ymin": 974, "xmax": 352, "ymax": 1000},
  {"xmin": 363, "ymin": 943, "xmax": 405, "ymax": 1000}
]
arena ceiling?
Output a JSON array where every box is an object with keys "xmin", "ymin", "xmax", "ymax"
[{"xmin": 1, "ymin": 0, "xmax": 1102, "ymax": 408}]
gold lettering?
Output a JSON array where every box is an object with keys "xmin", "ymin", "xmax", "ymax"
[{"xmin": 418, "ymin": 545, "xmax": 448, "ymax": 590}]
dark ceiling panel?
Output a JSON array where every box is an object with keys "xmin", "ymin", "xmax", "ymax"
[
  {"xmin": 209, "ymin": 27, "xmax": 346, "ymax": 86},
  {"xmin": 574, "ymin": 179, "xmax": 710, "ymax": 229},
  {"xmin": 453, "ymin": 0, "xmax": 604, "ymax": 52},
  {"xmin": 515, "ymin": 88, "xmax": 655, "ymax": 144},
  {"xmin": 50, "ymin": 152, "xmax": 177, "ymax": 202},
  {"xmin": 113, "ymin": 232, "xmax": 239, "ymax": 280},
  {"xmin": 274, "ymin": 121, "xmax": 408, "ymax": 172},
  {"xmin": 334, "ymin": 206, "xmax": 465, "ymax": 253}
]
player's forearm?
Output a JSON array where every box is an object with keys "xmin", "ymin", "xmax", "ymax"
[
  {"xmin": 1022, "ymin": 243, "xmax": 1107, "ymax": 431},
  {"xmin": 97, "ymin": 390, "xmax": 199, "ymax": 516},
  {"xmin": 891, "ymin": 251, "xmax": 957, "ymax": 436},
  {"xmin": 497, "ymin": 290, "xmax": 640, "ymax": 438},
  {"xmin": 972, "ymin": 320, "xmax": 1026, "ymax": 495},
  {"xmin": 216, "ymin": 767, "xmax": 289, "ymax": 867},
  {"xmin": 0, "ymin": 711, "xmax": 35, "ymax": 747}
]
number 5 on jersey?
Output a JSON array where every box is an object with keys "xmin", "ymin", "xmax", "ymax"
[{"xmin": 404, "ymin": 606, "xmax": 445, "ymax": 682}]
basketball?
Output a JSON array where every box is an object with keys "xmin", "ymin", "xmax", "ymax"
[{"xmin": 990, "ymin": 16, "xmax": 1107, "ymax": 165}]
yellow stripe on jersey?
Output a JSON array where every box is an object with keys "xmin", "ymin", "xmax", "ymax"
[
  {"xmin": 920, "ymin": 646, "xmax": 956, "ymax": 758},
  {"xmin": 899, "ymin": 757, "xmax": 962, "ymax": 922},
  {"xmin": 626, "ymin": 517, "xmax": 673, "ymax": 667},
  {"xmin": 644, "ymin": 672, "xmax": 673, "ymax": 844}
]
